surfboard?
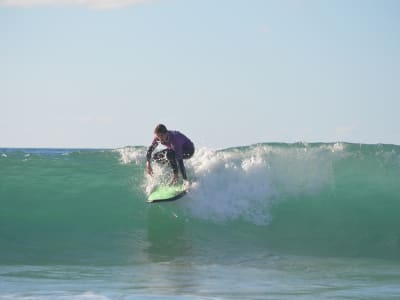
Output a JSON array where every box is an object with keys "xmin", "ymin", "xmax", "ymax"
[{"xmin": 147, "ymin": 184, "xmax": 187, "ymax": 203}]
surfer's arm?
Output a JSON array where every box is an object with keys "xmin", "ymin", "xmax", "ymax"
[
  {"xmin": 146, "ymin": 161, "xmax": 153, "ymax": 176},
  {"xmin": 146, "ymin": 141, "xmax": 157, "ymax": 161},
  {"xmin": 146, "ymin": 139, "xmax": 158, "ymax": 176}
]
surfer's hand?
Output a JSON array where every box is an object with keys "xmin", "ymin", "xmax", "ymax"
[{"xmin": 146, "ymin": 162, "xmax": 153, "ymax": 176}]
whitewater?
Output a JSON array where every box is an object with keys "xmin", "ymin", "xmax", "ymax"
[{"xmin": 1, "ymin": 142, "xmax": 400, "ymax": 299}]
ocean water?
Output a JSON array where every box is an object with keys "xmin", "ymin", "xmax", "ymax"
[{"xmin": 1, "ymin": 143, "xmax": 400, "ymax": 299}]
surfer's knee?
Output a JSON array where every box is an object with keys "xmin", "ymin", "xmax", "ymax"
[{"xmin": 166, "ymin": 149, "xmax": 176, "ymax": 161}]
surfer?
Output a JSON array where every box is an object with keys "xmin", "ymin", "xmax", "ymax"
[{"xmin": 146, "ymin": 124, "xmax": 195, "ymax": 185}]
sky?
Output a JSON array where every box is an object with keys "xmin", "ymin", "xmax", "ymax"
[{"xmin": 1, "ymin": 0, "xmax": 399, "ymax": 149}]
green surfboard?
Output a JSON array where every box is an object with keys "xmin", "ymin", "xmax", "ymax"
[{"xmin": 147, "ymin": 184, "xmax": 187, "ymax": 203}]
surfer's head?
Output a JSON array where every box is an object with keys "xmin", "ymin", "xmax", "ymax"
[{"xmin": 154, "ymin": 124, "xmax": 169, "ymax": 143}]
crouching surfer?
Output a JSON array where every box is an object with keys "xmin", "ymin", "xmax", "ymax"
[{"xmin": 146, "ymin": 124, "xmax": 194, "ymax": 185}]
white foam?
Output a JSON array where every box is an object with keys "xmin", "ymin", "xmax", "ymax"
[
  {"xmin": 74, "ymin": 291, "xmax": 109, "ymax": 300},
  {"xmin": 115, "ymin": 146, "xmax": 146, "ymax": 165},
  {"xmin": 183, "ymin": 147, "xmax": 277, "ymax": 225},
  {"xmin": 0, "ymin": 291, "xmax": 109, "ymax": 300},
  {"xmin": 184, "ymin": 144, "xmax": 340, "ymax": 225},
  {"xmin": 142, "ymin": 162, "xmax": 172, "ymax": 195},
  {"xmin": 118, "ymin": 144, "xmax": 340, "ymax": 225}
]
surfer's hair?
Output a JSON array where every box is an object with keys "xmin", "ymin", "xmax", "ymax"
[{"xmin": 154, "ymin": 124, "xmax": 168, "ymax": 134}]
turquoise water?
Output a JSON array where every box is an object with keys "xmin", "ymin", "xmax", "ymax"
[{"xmin": 1, "ymin": 143, "xmax": 400, "ymax": 299}]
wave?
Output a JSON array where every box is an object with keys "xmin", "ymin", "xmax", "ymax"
[{"xmin": 1, "ymin": 142, "xmax": 400, "ymax": 263}]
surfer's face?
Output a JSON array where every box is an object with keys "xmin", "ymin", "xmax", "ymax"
[{"xmin": 157, "ymin": 132, "xmax": 169, "ymax": 143}]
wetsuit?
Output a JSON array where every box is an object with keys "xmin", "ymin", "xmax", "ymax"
[{"xmin": 146, "ymin": 130, "xmax": 195, "ymax": 180}]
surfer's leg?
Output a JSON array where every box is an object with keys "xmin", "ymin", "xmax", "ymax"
[
  {"xmin": 182, "ymin": 145, "xmax": 195, "ymax": 159},
  {"xmin": 177, "ymin": 146, "xmax": 194, "ymax": 181},
  {"xmin": 165, "ymin": 149, "xmax": 179, "ymax": 175},
  {"xmin": 152, "ymin": 149, "xmax": 179, "ymax": 174}
]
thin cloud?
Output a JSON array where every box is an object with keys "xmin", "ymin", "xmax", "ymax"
[{"xmin": 0, "ymin": 0, "xmax": 156, "ymax": 9}]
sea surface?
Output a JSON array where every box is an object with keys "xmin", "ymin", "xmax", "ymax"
[{"xmin": 1, "ymin": 143, "xmax": 400, "ymax": 299}]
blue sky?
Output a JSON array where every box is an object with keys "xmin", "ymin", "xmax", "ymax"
[{"xmin": 1, "ymin": 0, "xmax": 399, "ymax": 148}]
